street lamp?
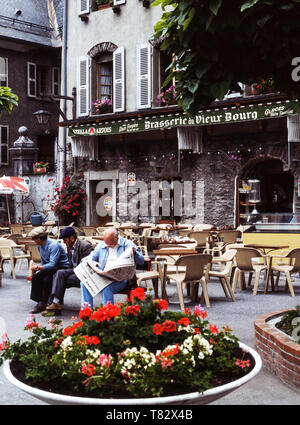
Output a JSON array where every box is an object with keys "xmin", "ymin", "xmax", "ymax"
[
  {"xmin": 33, "ymin": 109, "xmax": 52, "ymax": 125},
  {"xmin": 33, "ymin": 87, "xmax": 77, "ymax": 124}
]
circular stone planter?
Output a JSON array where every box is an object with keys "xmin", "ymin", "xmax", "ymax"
[
  {"xmin": 255, "ymin": 310, "xmax": 300, "ymax": 390},
  {"xmin": 3, "ymin": 342, "xmax": 262, "ymax": 405}
]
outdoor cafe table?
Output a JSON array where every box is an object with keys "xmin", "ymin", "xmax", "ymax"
[{"xmin": 153, "ymin": 248, "xmax": 197, "ymax": 299}]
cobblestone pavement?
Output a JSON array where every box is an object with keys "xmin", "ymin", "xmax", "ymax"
[{"xmin": 0, "ymin": 260, "xmax": 300, "ymax": 405}]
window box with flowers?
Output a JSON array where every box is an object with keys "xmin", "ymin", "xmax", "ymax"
[
  {"xmin": 50, "ymin": 176, "xmax": 86, "ymax": 225},
  {"xmin": 250, "ymin": 78, "xmax": 275, "ymax": 95},
  {"xmin": 95, "ymin": 0, "xmax": 112, "ymax": 10},
  {"xmin": 154, "ymin": 85, "xmax": 177, "ymax": 107},
  {"xmin": 0, "ymin": 289, "xmax": 261, "ymax": 405},
  {"xmin": 92, "ymin": 98, "xmax": 112, "ymax": 114},
  {"xmin": 33, "ymin": 162, "xmax": 49, "ymax": 174}
]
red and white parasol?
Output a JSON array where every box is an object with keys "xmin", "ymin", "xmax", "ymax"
[
  {"xmin": 0, "ymin": 176, "xmax": 29, "ymax": 195},
  {"xmin": 0, "ymin": 176, "xmax": 29, "ymax": 224}
]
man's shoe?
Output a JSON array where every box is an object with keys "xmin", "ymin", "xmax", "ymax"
[
  {"xmin": 30, "ymin": 303, "xmax": 46, "ymax": 314},
  {"xmin": 41, "ymin": 309, "xmax": 60, "ymax": 317},
  {"xmin": 46, "ymin": 302, "xmax": 62, "ymax": 311}
]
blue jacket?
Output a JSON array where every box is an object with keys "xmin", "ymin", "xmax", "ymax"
[
  {"xmin": 91, "ymin": 236, "xmax": 144, "ymax": 273},
  {"xmin": 39, "ymin": 238, "xmax": 70, "ymax": 270}
]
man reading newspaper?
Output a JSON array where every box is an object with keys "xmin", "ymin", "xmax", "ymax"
[{"xmin": 77, "ymin": 228, "xmax": 144, "ymax": 307}]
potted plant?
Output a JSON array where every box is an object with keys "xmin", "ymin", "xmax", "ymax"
[
  {"xmin": 92, "ymin": 98, "xmax": 112, "ymax": 114},
  {"xmin": 96, "ymin": 0, "xmax": 111, "ymax": 11},
  {"xmin": 50, "ymin": 175, "xmax": 86, "ymax": 225},
  {"xmin": 0, "ymin": 288, "xmax": 262, "ymax": 405},
  {"xmin": 251, "ymin": 78, "xmax": 275, "ymax": 95},
  {"xmin": 155, "ymin": 85, "xmax": 177, "ymax": 107},
  {"xmin": 33, "ymin": 161, "xmax": 49, "ymax": 174}
]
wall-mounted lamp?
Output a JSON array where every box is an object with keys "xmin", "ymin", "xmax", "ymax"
[
  {"xmin": 143, "ymin": 0, "xmax": 150, "ymax": 7},
  {"xmin": 80, "ymin": 14, "xmax": 89, "ymax": 22},
  {"xmin": 112, "ymin": 6, "xmax": 120, "ymax": 13},
  {"xmin": 33, "ymin": 109, "xmax": 52, "ymax": 125}
]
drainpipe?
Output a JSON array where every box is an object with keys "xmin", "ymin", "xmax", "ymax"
[
  {"xmin": 60, "ymin": 0, "xmax": 68, "ymax": 186},
  {"xmin": 234, "ymin": 175, "xmax": 239, "ymax": 228}
]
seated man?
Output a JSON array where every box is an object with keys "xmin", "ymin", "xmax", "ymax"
[
  {"xmin": 29, "ymin": 226, "xmax": 70, "ymax": 314},
  {"xmin": 42, "ymin": 227, "xmax": 94, "ymax": 315},
  {"xmin": 80, "ymin": 228, "xmax": 144, "ymax": 308}
]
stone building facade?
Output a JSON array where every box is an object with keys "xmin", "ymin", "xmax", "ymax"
[{"xmin": 59, "ymin": 1, "xmax": 300, "ymax": 228}]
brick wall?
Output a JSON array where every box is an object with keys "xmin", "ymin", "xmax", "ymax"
[{"xmin": 254, "ymin": 311, "xmax": 300, "ymax": 390}]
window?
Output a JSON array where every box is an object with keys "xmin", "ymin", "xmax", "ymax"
[
  {"xmin": 27, "ymin": 62, "xmax": 60, "ymax": 97},
  {"xmin": 0, "ymin": 126, "xmax": 8, "ymax": 165},
  {"xmin": 0, "ymin": 57, "xmax": 8, "ymax": 86},
  {"xmin": 52, "ymin": 67, "xmax": 60, "ymax": 96},
  {"xmin": 82, "ymin": 46, "xmax": 125, "ymax": 117},
  {"xmin": 98, "ymin": 58, "xmax": 113, "ymax": 108},
  {"xmin": 153, "ymin": 48, "xmax": 175, "ymax": 107}
]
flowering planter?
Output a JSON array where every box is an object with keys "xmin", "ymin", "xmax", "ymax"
[
  {"xmin": 97, "ymin": 3, "xmax": 111, "ymax": 10},
  {"xmin": 3, "ymin": 342, "xmax": 261, "ymax": 405},
  {"xmin": 33, "ymin": 167, "xmax": 47, "ymax": 174}
]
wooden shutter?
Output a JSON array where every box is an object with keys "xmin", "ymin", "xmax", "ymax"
[
  {"xmin": 113, "ymin": 47, "xmax": 125, "ymax": 112},
  {"xmin": 113, "ymin": 0, "xmax": 126, "ymax": 5},
  {"xmin": 137, "ymin": 44, "xmax": 151, "ymax": 109},
  {"xmin": 78, "ymin": 0, "xmax": 89, "ymax": 15},
  {"xmin": 27, "ymin": 62, "xmax": 37, "ymax": 97},
  {"xmin": 77, "ymin": 56, "xmax": 90, "ymax": 117}
]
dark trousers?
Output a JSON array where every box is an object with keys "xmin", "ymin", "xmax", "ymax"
[
  {"xmin": 48, "ymin": 268, "xmax": 80, "ymax": 305},
  {"xmin": 30, "ymin": 268, "xmax": 60, "ymax": 305}
]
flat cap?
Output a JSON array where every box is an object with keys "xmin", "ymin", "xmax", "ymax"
[
  {"xmin": 29, "ymin": 226, "xmax": 48, "ymax": 238},
  {"xmin": 59, "ymin": 226, "xmax": 77, "ymax": 239}
]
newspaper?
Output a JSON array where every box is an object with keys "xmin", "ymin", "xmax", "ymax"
[{"xmin": 74, "ymin": 247, "xmax": 136, "ymax": 298}]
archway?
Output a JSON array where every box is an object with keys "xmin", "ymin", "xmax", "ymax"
[{"xmin": 237, "ymin": 157, "xmax": 294, "ymax": 224}]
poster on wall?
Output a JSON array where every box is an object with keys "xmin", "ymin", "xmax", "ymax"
[
  {"xmin": 103, "ymin": 196, "xmax": 113, "ymax": 211},
  {"xmin": 127, "ymin": 172, "xmax": 136, "ymax": 186}
]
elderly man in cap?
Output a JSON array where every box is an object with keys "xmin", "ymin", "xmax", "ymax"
[
  {"xmin": 42, "ymin": 226, "xmax": 93, "ymax": 315},
  {"xmin": 80, "ymin": 228, "xmax": 144, "ymax": 308},
  {"xmin": 29, "ymin": 226, "xmax": 70, "ymax": 314}
]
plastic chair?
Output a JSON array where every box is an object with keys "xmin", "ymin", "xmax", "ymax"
[
  {"xmin": 165, "ymin": 254, "xmax": 212, "ymax": 310},
  {"xmin": 208, "ymin": 249, "xmax": 237, "ymax": 302},
  {"xmin": 232, "ymin": 247, "xmax": 267, "ymax": 296},
  {"xmin": 266, "ymin": 248, "xmax": 300, "ymax": 296},
  {"xmin": 25, "ymin": 243, "xmax": 42, "ymax": 278},
  {"xmin": 136, "ymin": 260, "xmax": 161, "ymax": 299},
  {"xmin": 0, "ymin": 238, "xmax": 31, "ymax": 279},
  {"xmin": 81, "ymin": 226, "xmax": 99, "ymax": 236},
  {"xmin": 187, "ymin": 231, "xmax": 212, "ymax": 252},
  {"xmin": 9, "ymin": 224, "xmax": 25, "ymax": 235}
]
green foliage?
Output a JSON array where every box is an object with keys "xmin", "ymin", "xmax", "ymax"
[
  {"xmin": 0, "ymin": 87, "xmax": 18, "ymax": 116},
  {"xmin": 275, "ymin": 305, "xmax": 300, "ymax": 342},
  {"xmin": 153, "ymin": 0, "xmax": 300, "ymax": 115},
  {"xmin": 0, "ymin": 291, "xmax": 253, "ymax": 398}
]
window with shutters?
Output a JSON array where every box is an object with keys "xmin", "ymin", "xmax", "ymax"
[
  {"xmin": 77, "ymin": 57, "xmax": 90, "ymax": 117},
  {"xmin": 78, "ymin": 0, "xmax": 90, "ymax": 15},
  {"xmin": 0, "ymin": 126, "xmax": 9, "ymax": 165},
  {"xmin": 0, "ymin": 57, "xmax": 8, "ymax": 86},
  {"xmin": 28, "ymin": 63, "xmax": 60, "ymax": 98},
  {"xmin": 90, "ymin": 47, "xmax": 125, "ymax": 115}
]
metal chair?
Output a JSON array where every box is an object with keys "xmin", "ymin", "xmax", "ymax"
[
  {"xmin": 165, "ymin": 254, "xmax": 212, "ymax": 310},
  {"xmin": 232, "ymin": 247, "xmax": 267, "ymax": 295}
]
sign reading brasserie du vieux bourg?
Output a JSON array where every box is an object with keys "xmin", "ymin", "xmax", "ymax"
[{"xmin": 68, "ymin": 100, "xmax": 299, "ymax": 137}]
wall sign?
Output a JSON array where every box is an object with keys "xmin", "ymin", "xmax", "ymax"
[
  {"xmin": 103, "ymin": 196, "xmax": 113, "ymax": 211},
  {"xmin": 68, "ymin": 100, "xmax": 299, "ymax": 137}
]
